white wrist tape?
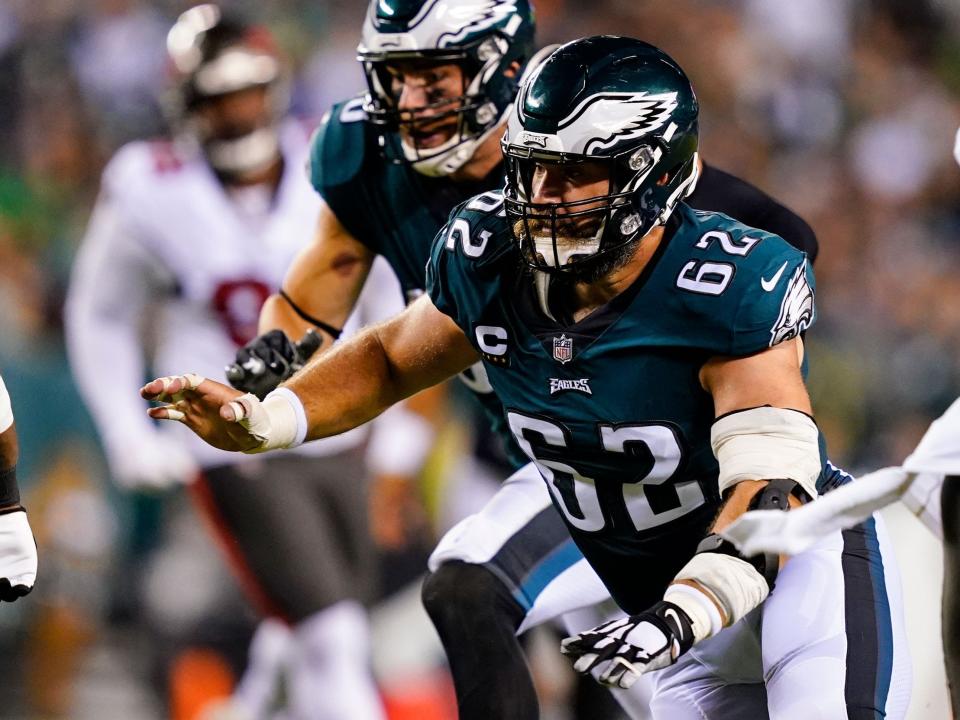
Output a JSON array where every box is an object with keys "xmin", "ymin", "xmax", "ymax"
[
  {"xmin": 367, "ymin": 405, "xmax": 436, "ymax": 477},
  {"xmin": 239, "ymin": 387, "xmax": 307, "ymax": 453},
  {"xmin": 711, "ymin": 407, "xmax": 820, "ymax": 499},
  {"xmin": 664, "ymin": 582, "xmax": 723, "ymax": 644},
  {"xmin": 0, "ymin": 376, "xmax": 12, "ymax": 435},
  {"xmin": 672, "ymin": 552, "xmax": 770, "ymax": 628}
]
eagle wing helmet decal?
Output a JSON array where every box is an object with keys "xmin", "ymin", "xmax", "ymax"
[
  {"xmin": 555, "ymin": 92, "xmax": 678, "ymax": 156},
  {"xmin": 437, "ymin": 0, "xmax": 520, "ymax": 47}
]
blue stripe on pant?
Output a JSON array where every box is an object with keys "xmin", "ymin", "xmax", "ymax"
[
  {"xmin": 510, "ymin": 539, "xmax": 583, "ymax": 611},
  {"xmin": 480, "ymin": 506, "xmax": 585, "ymax": 612},
  {"xmin": 842, "ymin": 516, "xmax": 894, "ymax": 719}
]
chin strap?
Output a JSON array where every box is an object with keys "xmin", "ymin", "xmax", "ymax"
[{"xmin": 533, "ymin": 270, "xmax": 556, "ymax": 321}]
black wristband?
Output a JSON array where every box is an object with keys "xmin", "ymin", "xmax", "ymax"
[
  {"xmin": 279, "ymin": 289, "xmax": 343, "ymax": 340},
  {"xmin": 0, "ymin": 465, "xmax": 20, "ymax": 507}
]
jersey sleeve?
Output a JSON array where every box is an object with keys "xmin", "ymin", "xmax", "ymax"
[
  {"xmin": 425, "ymin": 195, "xmax": 513, "ymax": 332},
  {"xmin": 425, "ymin": 217, "xmax": 463, "ymax": 328},
  {"xmin": 306, "ymin": 97, "xmax": 378, "ymax": 250},
  {"xmin": 728, "ymin": 243, "xmax": 815, "ymax": 356}
]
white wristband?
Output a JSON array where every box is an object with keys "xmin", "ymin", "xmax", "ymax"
[
  {"xmin": 0, "ymin": 376, "xmax": 13, "ymax": 435},
  {"xmin": 241, "ymin": 387, "xmax": 307, "ymax": 453},
  {"xmin": 271, "ymin": 387, "xmax": 308, "ymax": 447},
  {"xmin": 664, "ymin": 583, "xmax": 723, "ymax": 644}
]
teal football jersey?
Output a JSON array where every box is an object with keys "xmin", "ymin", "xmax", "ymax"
[
  {"xmin": 308, "ymin": 96, "xmax": 502, "ymax": 302},
  {"xmin": 427, "ymin": 196, "xmax": 820, "ymax": 612},
  {"xmin": 308, "ymin": 96, "xmax": 528, "ymax": 467}
]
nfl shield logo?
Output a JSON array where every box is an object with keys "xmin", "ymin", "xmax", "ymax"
[{"xmin": 553, "ymin": 334, "xmax": 573, "ymax": 364}]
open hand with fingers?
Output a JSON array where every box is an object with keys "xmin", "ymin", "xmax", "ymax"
[
  {"xmin": 141, "ymin": 373, "xmax": 266, "ymax": 452},
  {"xmin": 560, "ymin": 601, "xmax": 694, "ymax": 688}
]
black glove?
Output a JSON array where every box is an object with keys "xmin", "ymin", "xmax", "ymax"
[
  {"xmin": 560, "ymin": 600, "xmax": 694, "ymax": 688},
  {"xmin": 225, "ymin": 329, "xmax": 322, "ymax": 399}
]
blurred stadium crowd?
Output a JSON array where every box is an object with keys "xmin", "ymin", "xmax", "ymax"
[{"xmin": 1, "ymin": 0, "xmax": 960, "ymax": 718}]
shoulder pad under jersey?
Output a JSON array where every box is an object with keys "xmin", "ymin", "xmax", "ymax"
[{"xmin": 426, "ymin": 190, "xmax": 515, "ymax": 330}]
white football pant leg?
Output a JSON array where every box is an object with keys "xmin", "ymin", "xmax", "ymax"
[
  {"xmin": 647, "ymin": 608, "xmax": 768, "ymax": 719},
  {"xmin": 648, "ymin": 516, "xmax": 910, "ymax": 720},
  {"xmin": 429, "ymin": 462, "xmax": 615, "ymax": 633},
  {"xmin": 287, "ymin": 601, "xmax": 386, "ymax": 720},
  {"xmin": 232, "ymin": 618, "xmax": 292, "ymax": 716},
  {"xmin": 430, "ymin": 462, "xmax": 653, "ymax": 718},
  {"xmin": 761, "ymin": 516, "xmax": 910, "ymax": 720}
]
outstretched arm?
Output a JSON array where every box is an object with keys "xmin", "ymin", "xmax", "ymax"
[
  {"xmin": 142, "ymin": 295, "xmax": 478, "ymax": 451},
  {"xmin": 292, "ymin": 293, "xmax": 475, "ymax": 437}
]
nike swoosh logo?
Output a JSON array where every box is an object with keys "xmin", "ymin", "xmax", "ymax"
[
  {"xmin": 664, "ymin": 608, "xmax": 684, "ymax": 638},
  {"xmin": 761, "ymin": 261, "xmax": 789, "ymax": 292}
]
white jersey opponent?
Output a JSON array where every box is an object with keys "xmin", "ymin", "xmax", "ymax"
[{"xmin": 67, "ymin": 120, "xmax": 403, "ymax": 474}]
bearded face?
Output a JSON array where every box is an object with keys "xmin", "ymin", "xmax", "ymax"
[{"xmin": 510, "ymin": 159, "xmax": 621, "ymax": 269}]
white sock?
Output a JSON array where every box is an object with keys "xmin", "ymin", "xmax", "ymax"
[
  {"xmin": 233, "ymin": 618, "xmax": 293, "ymax": 716},
  {"xmin": 287, "ymin": 601, "xmax": 386, "ymax": 720}
]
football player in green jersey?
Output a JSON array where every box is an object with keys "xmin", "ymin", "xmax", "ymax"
[
  {"xmin": 143, "ymin": 36, "xmax": 911, "ymax": 717},
  {"xmin": 225, "ymin": 2, "xmax": 821, "ymax": 716}
]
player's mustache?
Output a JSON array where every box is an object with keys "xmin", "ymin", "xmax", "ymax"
[{"xmin": 514, "ymin": 212, "xmax": 603, "ymax": 240}]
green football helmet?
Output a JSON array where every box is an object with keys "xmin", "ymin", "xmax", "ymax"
[
  {"xmin": 502, "ymin": 36, "xmax": 700, "ymax": 273},
  {"xmin": 357, "ymin": 0, "xmax": 535, "ymax": 176}
]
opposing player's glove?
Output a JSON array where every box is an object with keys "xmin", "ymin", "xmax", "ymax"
[
  {"xmin": 560, "ymin": 600, "xmax": 694, "ymax": 688},
  {"xmin": 0, "ymin": 507, "xmax": 37, "ymax": 601},
  {"xmin": 225, "ymin": 330, "xmax": 322, "ymax": 399}
]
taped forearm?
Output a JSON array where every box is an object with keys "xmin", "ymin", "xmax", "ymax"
[
  {"xmin": 663, "ymin": 480, "xmax": 781, "ymax": 645},
  {"xmin": 665, "ymin": 553, "xmax": 769, "ymax": 643}
]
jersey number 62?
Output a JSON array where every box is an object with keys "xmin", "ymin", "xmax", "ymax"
[{"xmin": 507, "ymin": 412, "xmax": 706, "ymax": 534}]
